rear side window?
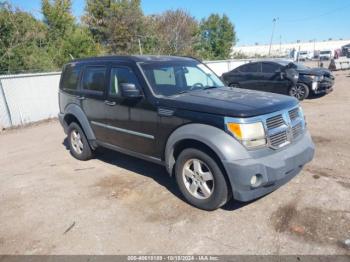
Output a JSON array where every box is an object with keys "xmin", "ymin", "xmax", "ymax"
[
  {"xmin": 262, "ymin": 63, "xmax": 281, "ymax": 73},
  {"xmin": 110, "ymin": 67, "xmax": 140, "ymax": 96},
  {"xmin": 82, "ymin": 66, "xmax": 107, "ymax": 93},
  {"xmin": 60, "ymin": 64, "xmax": 81, "ymax": 91},
  {"xmin": 239, "ymin": 63, "xmax": 259, "ymax": 73}
]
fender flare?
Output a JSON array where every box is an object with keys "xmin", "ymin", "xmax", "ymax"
[
  {"xmin": 63, "ymin": 103, "xmax": 96, "ymax": 142},
  {"xmin": 164, "ymin": 123, "xmax": 250, "ymax": 175}
]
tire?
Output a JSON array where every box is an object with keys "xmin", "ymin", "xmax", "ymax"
[
  {"xmin": 67, "ymin": 122, "xmax": 93, "ymax": 161},
  {"xmin": 175, "ymin": 148, "xmax": 230, "ymax": 211},
  {"xmin": 289, "ymin": 83, "xmax": 309, "ymax": 101}
]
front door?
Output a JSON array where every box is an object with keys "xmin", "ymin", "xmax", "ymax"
[
  {"xmin": 102, "ymin": 64, "xmax": 158, "ymax": 157},
  {"xmin": 79, "ymin": 64, "xmax": 109, "ymax": 141}
]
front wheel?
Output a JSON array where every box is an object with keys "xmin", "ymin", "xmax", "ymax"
[
  {"xmin": 289, "ymin": 83, "xmax": 309, "ymax": 101},
  {"xmin": 175, "ymin": 148, "xmax": 230, "ymax": 211}
]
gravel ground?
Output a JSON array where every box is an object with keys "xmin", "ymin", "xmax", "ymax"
[{"xmin": 0, "ymin": 70, "xmax": 349, "ymax": 255}]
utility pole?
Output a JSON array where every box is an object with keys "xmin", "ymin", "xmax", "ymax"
[
  {"xmin": 268, "ymin": 18, "xmax": 278, "ymax": 57},
  {"xmin": 138, "ymin": 38, "xmax": 143, "ymax": 55}
]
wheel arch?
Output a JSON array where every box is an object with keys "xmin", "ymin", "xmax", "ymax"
[
  {"xmin": 62, "ymin": 104, "xmax": 97, "ymax": 148},
  {"xmin": 164, "ymin": 123, "xmax": 249, "ymax": 176}
]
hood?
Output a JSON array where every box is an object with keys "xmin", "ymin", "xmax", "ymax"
[
  {"xmin": 158, "ymin": 87, "xmax": 298, "ymax": 118},
  {"xmin": 297, "ymin": 67, "xmax": 332, "ymax": 76}
]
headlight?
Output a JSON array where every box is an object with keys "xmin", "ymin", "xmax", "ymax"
[
  {"xmin": 226, "ymin": 121, "xmax": 266, "ymax": 149},
  {"xmin": 310, "ymin": 75, "xmax": 323, "ymax": 81}
]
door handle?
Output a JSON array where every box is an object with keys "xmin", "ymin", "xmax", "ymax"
[
  {"xmin": 77, "ymin": 96, "xmax": 85, "ymax": 100},
  {"xmin": 104, "ymin": 100, "xmax": 116, "ymax": 106}
]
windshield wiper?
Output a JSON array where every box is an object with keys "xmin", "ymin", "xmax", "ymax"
[{"xmin": 203, "ymin": 86, "xmax": 219, "ymax": 90}]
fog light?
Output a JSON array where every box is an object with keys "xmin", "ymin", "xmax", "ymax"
[
  {"xmin": 250, "ymin": 174, "xmax": 262, "ymax": 187},
  {"xmin": 251, "ymin": 175, "xmax": 257, "ymax": 185}
]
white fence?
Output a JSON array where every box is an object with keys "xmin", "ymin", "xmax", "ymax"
[
  {"xmin": 205, "ymin": 59, "xmax": 251, "ymax": 76},
  {"xmin": 0, "ymin": 72, "xmax": 61, "ymax": 129}
]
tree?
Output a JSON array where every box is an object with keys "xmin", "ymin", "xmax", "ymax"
[
  {"xmin": 42, "ymin": 0, "xmax": 75, "ymax": 41},
  {"xmin": 0, "ymin": 3, "xmax": 55, "ymax": 74},
  {"xmin": 42, "ymin": 0, "xmax": 100, "ymax": 67},
  {"xmin": 83, "ymin": 0, "xmax": 111, "ymax": 44},
  {"xmin": 198, "ymin": 14, "xmax": 236, "ymax": 60},
  {"xmin": 83, "ymin": 0, "xmax": 144, "ymax": 54},
  {"xmin": 153, "ymin": 9, "xmax": 199, "ymax": 56}
]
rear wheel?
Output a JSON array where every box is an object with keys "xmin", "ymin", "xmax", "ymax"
[
  {"xmin": 289, "ymin": 83, "xmax": 309, "ymax": 101},
  {"xmin": 68, "ymin": 122, "xmax": 93, "ymax": 161},
  {"xmin": 175, "ymin": 148, "xmax": 230, "ymax": 211}
]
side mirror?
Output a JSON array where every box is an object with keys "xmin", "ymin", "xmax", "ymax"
[{"xmin": 120, "ymin": 83, "xmax": 142, "ymax": 99}]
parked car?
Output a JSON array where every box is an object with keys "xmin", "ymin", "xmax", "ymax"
[
  {"xmin": 222, "ymin": 60, "xmax": 334, "ymax": 100},
  {"xmin": 298, "ymin": 51, "xmax": 313, "ymax": 61},
  {"xmin": 319, "ymin": 50, "xmax": 333, "ymax": 60},
  {"xmin": 221, "ymin": 61, "xmax": 301, "ymax": 99},
  {"xmin": 58, "ymin": 55, "xmax": 315, "ymax": 210}
]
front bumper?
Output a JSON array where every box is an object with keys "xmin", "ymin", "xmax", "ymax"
[
  {"xmin": 222, "ymin": 131, "xmax": 315, "ymax": 202},
  {"xmin": 313, "ymin": 80, "xmax": 334, "ymax": 94}
]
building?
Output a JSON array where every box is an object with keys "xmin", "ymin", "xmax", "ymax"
[{"xmin": 232, "ymin": 39, "xmax": 350, "ymax": 58}]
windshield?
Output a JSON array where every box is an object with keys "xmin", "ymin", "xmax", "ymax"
[
  {"xmin": 139, "ymin": 61, "xmax": 225, "ymax": 96},
  {"xmin": 320, "ymin": 51, "xmax": 331, "ymax": 54}
]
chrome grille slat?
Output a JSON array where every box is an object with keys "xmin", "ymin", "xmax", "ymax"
[
  {"xmin": 270, "ymin": 131, "xmax": 288, "ymax": 148},
  {"xmin": 292, "ymin": 122, "xmax": 303, "ymax": 138},
  {"xmin": 288, "ymin": 108, "xmax": 299, "ymax": 121},
  {"xmin": 266, "ymin": 114, "xmax": 285, "ymax": 129}
]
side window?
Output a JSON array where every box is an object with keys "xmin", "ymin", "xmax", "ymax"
[
  {"xmin": 239, "ymin": 63, "xmax": 259, "ymax": 73},
  {"xmin": 110, "ymin": 67, "xmax": 140, "ymax": 96},
  {"xmin": 262, "ymin": 63, "xmax": 280, "ymax": 73},
  {"xmin": 153, "ymin": 67, "xmax": 176, "ymax": 86},
  {"xmin": 60, "ymin": 64, "xmax": 81, "ymax": 91},
  {"xmin": 82, "ymin": 66, "xmax": 107, "ymax": 93}
]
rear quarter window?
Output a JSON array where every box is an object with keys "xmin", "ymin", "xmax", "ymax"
[{"xmin": 60, "ymin": 64, "xmax": 81, "ymax": 91}]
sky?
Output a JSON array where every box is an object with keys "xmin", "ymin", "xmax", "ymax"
[{"xmin": 7, "ymin": 0, "xmax": 350, "ymax": 46}]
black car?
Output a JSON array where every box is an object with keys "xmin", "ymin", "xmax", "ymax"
[
  {"xmin": 222, "ymin": 60, "xmax": 334, "ymax": 100},
  {"xmin": 58, "ymin": 55, "xmax": 314, "ymax": 210}
]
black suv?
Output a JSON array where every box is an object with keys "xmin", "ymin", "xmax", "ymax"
[
  {"xmin": 222, "ymin": 60, "xmax": 334, "ymax": 100},
  {"xmin": 59, "ymin": 56, "xmax": 315, "ymax": 210}
]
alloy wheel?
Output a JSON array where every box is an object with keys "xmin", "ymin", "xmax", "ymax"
[
  {"xmin": 70, "ymin": 129, "xmax": 84, "ymax": 155},
  {"xmin": 290, "ymin": 84, "xmax": 306, "ymax": 100},
  {"xmin": 182, "ymin": 159, "xmax": 214, "ymax": 200}
]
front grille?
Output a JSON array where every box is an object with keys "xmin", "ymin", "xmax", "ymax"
[
  {"xmin": 292, "ymin": 122, "xmax": 303, "ymax": 139},
  {"xmin": 270, "ymin": 131, "xmax": 288, "ymax": 148},
  {"xmin": 266, "ymin": 114, "xmax": 285, "ymax": 129},
  {"xmin": 288, "ymin": 108, "xmax": 299, "ymax": 121},
  {"xmin": 264, "ymin": 106, "xmax": 305, "ymax": 149}
]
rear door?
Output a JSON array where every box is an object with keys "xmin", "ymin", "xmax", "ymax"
[{"xmin": 237, "ymin": 62, "xmax": 265, "ymax": 91}]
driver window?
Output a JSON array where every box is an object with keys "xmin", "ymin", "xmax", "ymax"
[{"xmin": 110, "ymin": 67, "xmax": 140, "ymax": 96}]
